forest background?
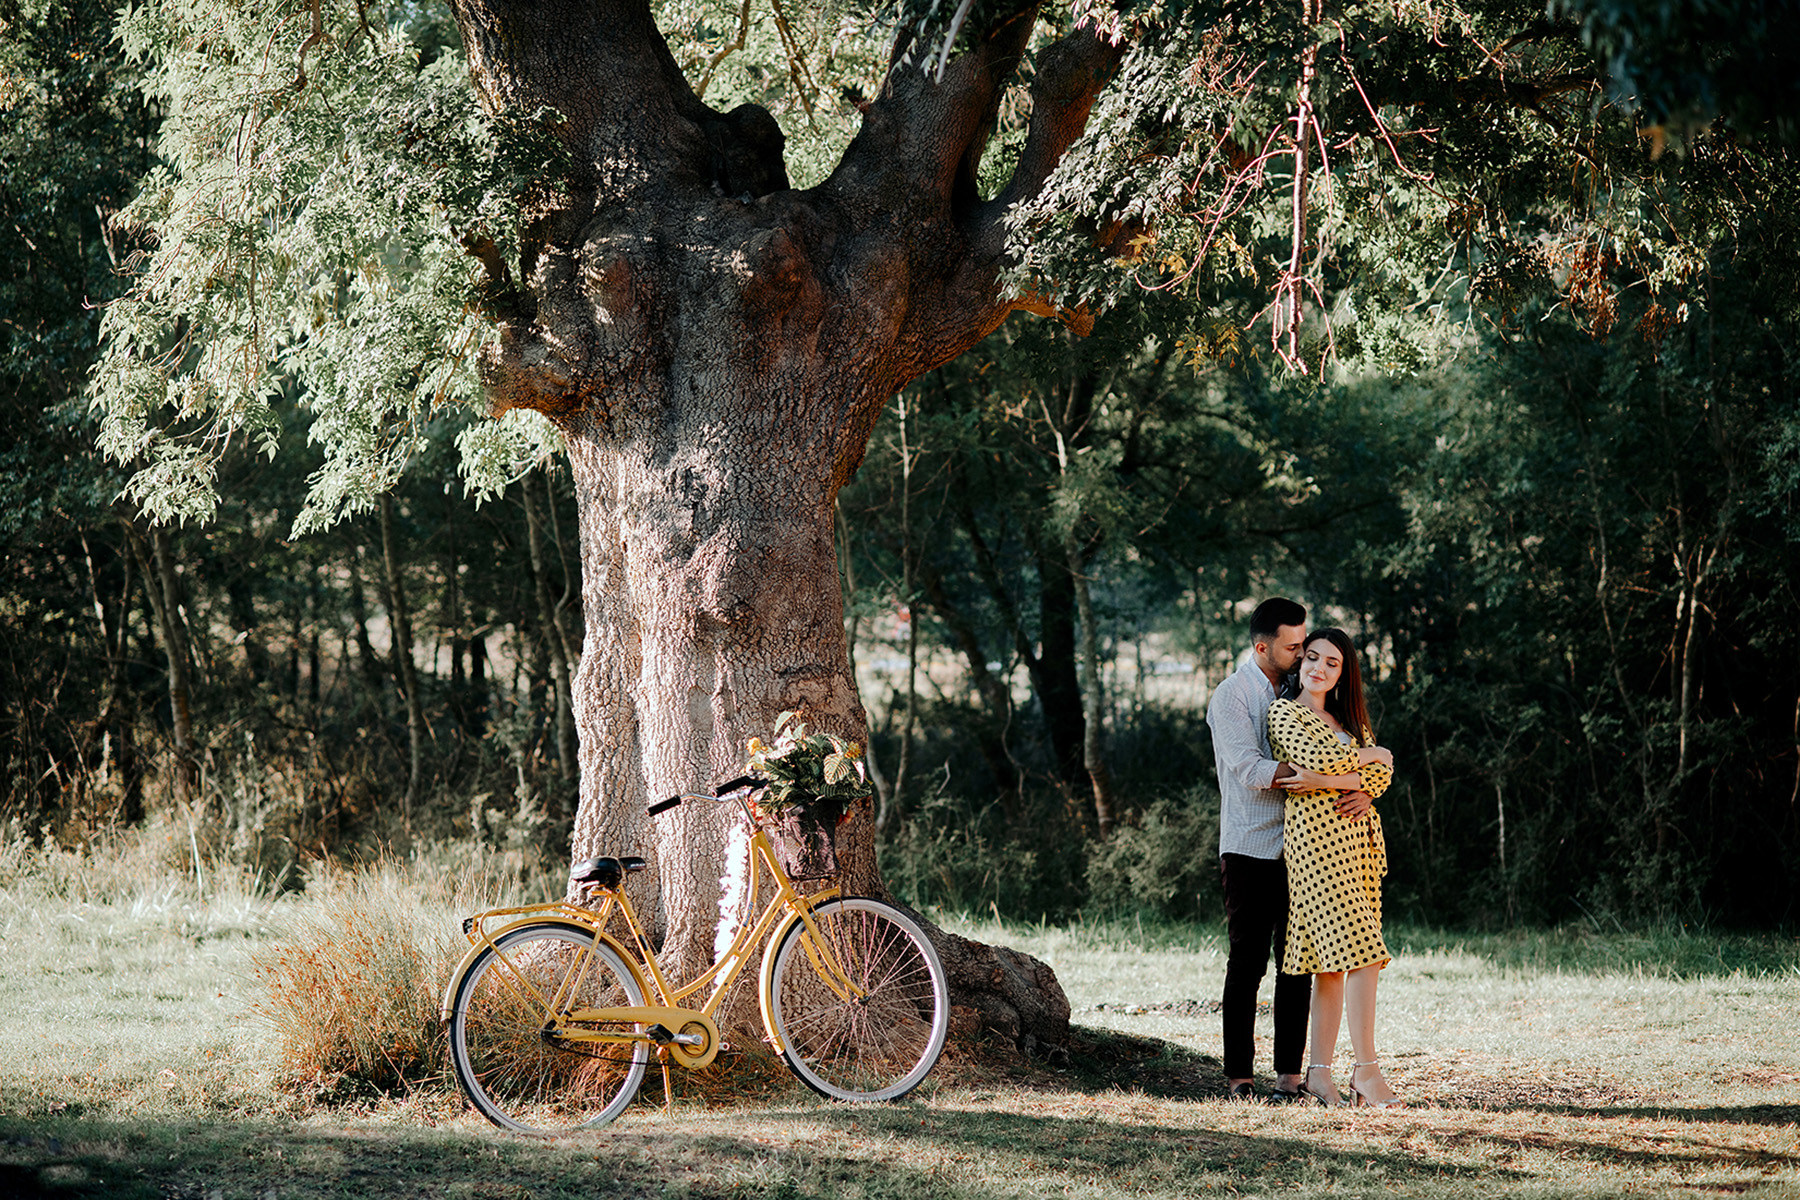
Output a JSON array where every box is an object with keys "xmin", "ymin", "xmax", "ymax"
[{"xmin": 4, "ymin": 0, "xmax": 1799, "ymax": 945}]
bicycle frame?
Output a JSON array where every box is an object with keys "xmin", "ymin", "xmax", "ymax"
[{"xmin": 441, "ymin": 807, "xmax": 861, "ymax": 1069}]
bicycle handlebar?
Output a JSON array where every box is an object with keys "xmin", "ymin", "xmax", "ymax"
[{"xmin": 648, "ymin": 776, "xmax": 764, "ymax": 817}]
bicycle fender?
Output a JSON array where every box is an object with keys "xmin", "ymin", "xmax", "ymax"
[
  {"xmin": 755, "ymin": 888, "xmax": 843, "ymax": 1053},
  {"xmin": 439, "ymin": 918, "xmax": 649, "ymax": 1024}
]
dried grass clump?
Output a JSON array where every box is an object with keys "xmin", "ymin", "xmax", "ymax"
[{"xmin": 250, "ymin": 866, "xmax": 460, "ymax": 1100}]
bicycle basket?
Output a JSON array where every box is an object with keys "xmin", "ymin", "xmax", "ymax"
[{"xmin": 769, "ymin": 798, "xmax": 843, "ymax": 880}]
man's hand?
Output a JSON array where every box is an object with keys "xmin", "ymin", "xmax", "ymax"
[{"xmin": 1334, "ymin": 790, "xmax": 1374, "ymax": 820}]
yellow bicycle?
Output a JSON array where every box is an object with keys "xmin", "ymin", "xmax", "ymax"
[{"xmin": 441, "ymin": 778, "xmax": 949, "ymax": 1134}]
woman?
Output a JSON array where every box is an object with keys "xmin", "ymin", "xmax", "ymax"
[{"xmin": 1269, "ymin": 628, "xmax": 1404, "ymax": 1108}]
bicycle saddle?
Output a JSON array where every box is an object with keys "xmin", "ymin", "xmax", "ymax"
[{"xmin": 570, "ymin": 856, "xmax": 648, "ymax": 889}]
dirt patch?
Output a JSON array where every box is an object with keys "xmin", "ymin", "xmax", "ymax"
[{"xmin": 1394, "ymin": 1052, "xmax": 1664, "ymax": 1110}]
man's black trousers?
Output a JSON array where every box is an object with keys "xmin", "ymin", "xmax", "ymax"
[{"xmin": 1219, "ymin": 852, "xmax": 1310, "ymax": 1079}]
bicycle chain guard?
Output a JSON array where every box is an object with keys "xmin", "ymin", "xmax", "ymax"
[{"xmin": 554, "ymin": 1006, "xmax": 721, "ymax": 1071}]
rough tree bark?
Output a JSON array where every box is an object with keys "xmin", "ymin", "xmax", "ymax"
[{"xmin": 446, "ymin": 0, "xmax": 1125, "ymax": 1050}]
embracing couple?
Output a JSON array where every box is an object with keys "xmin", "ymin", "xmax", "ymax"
[{"xmin": 1207, "ymin": 597, "xmax": 1405, "ymax": 1108}]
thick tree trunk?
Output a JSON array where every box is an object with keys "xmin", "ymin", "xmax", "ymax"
[
  {"xmin": 562, "ymin": 412, "xmax": 878, "ymax": 972},
  {"xmin": 448, "ymin": 0, "xmax": 1124, "ymax": 1052}
]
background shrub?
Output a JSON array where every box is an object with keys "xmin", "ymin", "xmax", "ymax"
[{"xmin": 1084, "ymin": 789, "xmax": 1223, "ymax": 922}]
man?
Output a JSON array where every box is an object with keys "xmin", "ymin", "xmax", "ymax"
[{"xmin": 1205, "ymin": 597, "xmax": 1318, "ymax": 1101}]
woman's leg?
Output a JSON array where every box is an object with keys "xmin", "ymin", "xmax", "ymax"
[
  {"xmin": 1344, "ymin": 963, "xmax": 1402, "ymax": 1105},
  {"xmin": 1305, "ymin": 972, "xmax": 1344, "ymax": 1104}
]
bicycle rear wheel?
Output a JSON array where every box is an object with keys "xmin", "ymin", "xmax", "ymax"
[
  {"xmin": 447, "ymin": 921, "xmax": 648, "ymax": 1134},
  {"xmin": 766, "ymin": 897, "xmax": 949, "ymax": 1102}
]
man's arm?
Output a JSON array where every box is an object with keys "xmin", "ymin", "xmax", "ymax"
[{"xmin": 1208, "ymin": 680, "xmax": 1284, "ymax": 792}]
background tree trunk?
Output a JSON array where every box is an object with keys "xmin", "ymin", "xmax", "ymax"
[
  {"xmin": 82, "ymin": 525, "xmax": 142, "ymax": 823},
  {"xmin": 524, "ymin": 472, "xmax": 578, "ymax": 815},
  {"xmin": 379, "ymin": 494, "xmax": 426, "ymax": 822},
  {"xmin": 1070, "ymin": 533, "xmax": 1115, "ymax": 839},
  {"xmin": 131, "ymin": 524, "xmax": 198, "ymax": 808}
]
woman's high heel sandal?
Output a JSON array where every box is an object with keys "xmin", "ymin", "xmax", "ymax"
[
  {"xmin": 1345, "ymin": 1060, "xmax": 1406, "ymax": 1108},
  {"xmin": 1297, "ymin": 1063, "xmax": 1342, "ymax": 1107}
]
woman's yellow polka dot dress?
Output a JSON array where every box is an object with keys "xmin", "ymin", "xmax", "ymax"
[{"xmin": 1267, "ymin": 699, "xmax": 1394, "ymax": 974}]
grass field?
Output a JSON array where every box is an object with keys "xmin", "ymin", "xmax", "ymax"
[{"xmin": 2, "ymin": 845, "xmax": 1797, "ymax": 1199}]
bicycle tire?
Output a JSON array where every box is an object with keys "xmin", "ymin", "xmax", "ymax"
[
  {"xmin": 765, "ymin": 897, "xmax": 949, "ymax": 1102},
  {"xmin": 447, "ymin": 921, "xmax": 648, "ymax": 1134}
]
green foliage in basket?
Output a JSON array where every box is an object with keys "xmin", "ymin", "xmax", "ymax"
[{"xmin": 743, "ymin": 711, "xmax": 872, "ymax": 813}]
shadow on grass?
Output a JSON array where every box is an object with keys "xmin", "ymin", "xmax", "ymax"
[
  {"xmin": 1055, "ymin": 1025, "xmax": 1227, "ymax": 1100},
  {"xmin": 840, "ymin": 1101, "xmax": 1799, "ymax": 1193},
  {"xmin": 811, "ymin": 1103, "xmax": 1516, "ymax": 1188},
  {"xmin": 1530, "ymin": 1102, "xmax": 1800, "ymax": 1126},
  {"xmin": 8, "ymin": 1096, "xmax": 1796, "ymax": 1199},
  {"xmin": 0, "ymin": 1105, "xmax": 1516, "ymax": 1200},
  {"xmin": 3, "ymin": 1114, "xmax": 657, "ymax": 1200},
  {"xmin": 1415, "ymin": 1115, "xmax": 1800, "ymax": 1180}
]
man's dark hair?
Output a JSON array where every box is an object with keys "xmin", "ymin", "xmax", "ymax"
[{"xmin": 1248, "ymin": 597, "xmax": 1306, "ymax": 641}]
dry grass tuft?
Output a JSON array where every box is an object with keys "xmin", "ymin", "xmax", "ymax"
[{"xmin": 249, "ymin": 865, "xmax": 460, "ymax": 1100}]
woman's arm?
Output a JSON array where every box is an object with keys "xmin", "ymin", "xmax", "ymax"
[
  {"xmin": 1276, "ymin": 765, "xmax": 1365, "ymax": 792},
  {"xmin": 1358, "ymin": 760, "xmax": 1393, "ymax": 799},
  {"xmin": 1266, "ymin": 700, "xmax": 1360, "ymax": 779},
  {"xmin": 1357, "ymin": 728, "xmax": 1394, "ymax": 798}
]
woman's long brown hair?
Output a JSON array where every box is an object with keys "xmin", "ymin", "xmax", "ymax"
[{"xmin": 1305, "ymin": 628, "xmax": 1374, "ymax": 745}]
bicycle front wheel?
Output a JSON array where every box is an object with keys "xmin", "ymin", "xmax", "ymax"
[
  {"xmin": 766, "ymin": 898, "xmax": 949, "ymax": 1102},
  {"xmin": 447, "ymin": 921, "xmax": 648, "ymax": 1134}
]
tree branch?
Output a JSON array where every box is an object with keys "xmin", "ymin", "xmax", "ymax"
[
  {"xmin": 982, "ymin": 20, "xmax": 1129, "ymax": 253},
  {"xmin": 832, "ymin": 0, "xmax": 1041, "ymax": 214},
  {"xmin": 448, "ymin": 0, "xmax": 718, "ymax": 188},
  {"xmin": 291, "ymin": 0, "xmax": 326, "ymax": 91},
  {"xmin": 694, "ymin": 0, "xmax": 753, "ymax": 100},
  {"xmin": 457, "ymin": 231, "xmax": 532, "ymax": 324}
]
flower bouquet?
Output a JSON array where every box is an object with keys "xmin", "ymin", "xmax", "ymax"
[{"xmin": 743, "ymin": 711, "xmax": 871, "ymax": 879}]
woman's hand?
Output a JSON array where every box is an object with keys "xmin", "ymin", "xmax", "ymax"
[
  {"xmin": 1357, "ymin": 745, "xmax": 1393, "ymax": 768},
  {"xmin": 1277, "ymin": 766, "xmax": 1363, "ymax": 792}
]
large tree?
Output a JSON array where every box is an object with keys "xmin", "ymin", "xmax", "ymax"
[
  {"xmin": 94, "ymin": 0, "xmax": 1127, "ymax": 1046},
  {"xmin": 450, "ymin": 0, "xmax": 1123, "ymax": 1045}
]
